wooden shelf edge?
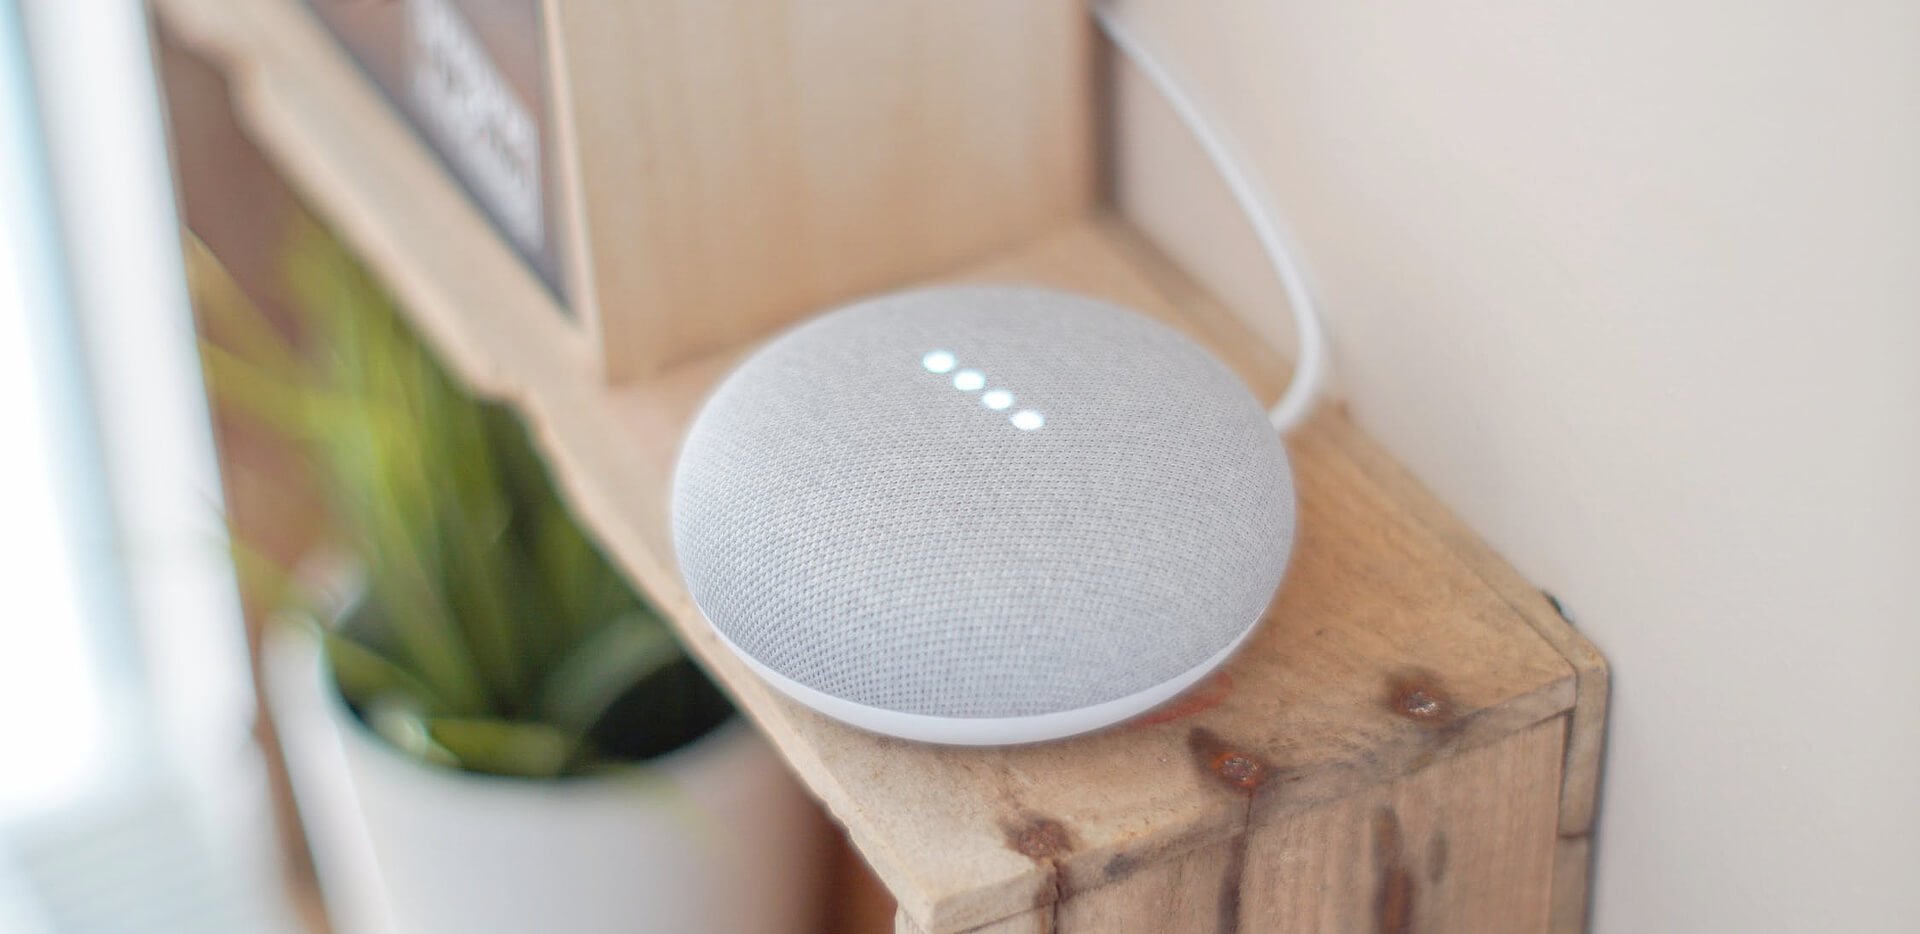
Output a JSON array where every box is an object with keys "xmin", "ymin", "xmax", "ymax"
[
  {"xmin": 153, "ymin": 1, "xmax": 1602, "ymax": 930},
  {"xmin": 1312, "ymin": 421, "xmax": 1607, "ymax": 934}
]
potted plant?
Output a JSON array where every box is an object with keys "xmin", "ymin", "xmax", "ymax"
[{"xmin": 194, "ymin": 225, "xmax": 824, "ymax": 934}]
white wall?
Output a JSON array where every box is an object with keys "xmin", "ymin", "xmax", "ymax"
[{"xmin": 1111, "ymin": 2, "xmax": 1920, "ymax": 931}]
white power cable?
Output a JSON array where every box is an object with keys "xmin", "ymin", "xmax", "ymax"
[{"xmin": 1091, "ymin": 4, "xmax": 1329, "ymax": 435}]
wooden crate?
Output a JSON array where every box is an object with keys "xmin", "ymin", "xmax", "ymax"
[
  {"xmin": 152, "ymin": 0, "xmax": 1606, "ymax": 931},
  {"xmin": 277, "ymin": 0, "xmax": 1090, "ymax": 380}
]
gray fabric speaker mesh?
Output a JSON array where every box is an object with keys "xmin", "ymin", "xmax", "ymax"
[{"xmin": 672, "ymin": 286, "xmax": 1295, "ymax": 719}]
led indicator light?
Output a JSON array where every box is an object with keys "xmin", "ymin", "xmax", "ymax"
[{"xmin": 921, "ymin": 352, "xmax": 1039, "ymax": 431}]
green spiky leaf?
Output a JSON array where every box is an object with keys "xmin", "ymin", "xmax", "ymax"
[
  {"xmin": 425, "ymin": 717, "xmax": 574, "ymax": 779},
  {"xmin": 536, "ymin": 614, "xmax": 683, "ymax": 735}
]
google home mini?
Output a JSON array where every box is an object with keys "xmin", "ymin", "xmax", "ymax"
[{"xmin": 671, "ymin": 286, "xmax": 1295, "ymax": 745}]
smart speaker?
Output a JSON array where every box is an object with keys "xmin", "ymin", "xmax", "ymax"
[{"xmin": 671, "ymin": 286, "xmax": 1295, "ymax": 745}]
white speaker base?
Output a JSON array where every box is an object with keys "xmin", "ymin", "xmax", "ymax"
[{"xmin": 705, "ymin": 617, "xmax": 1259, "ymax": 746}]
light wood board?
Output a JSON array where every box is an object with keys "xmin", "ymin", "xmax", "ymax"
[
  {"xmin": 546, "ymin": 0, "xmax": 1094, "ymax": 379},
  {"xmin": 905, "ymin": 716, "xmax": 1564, "ymax": 933}
]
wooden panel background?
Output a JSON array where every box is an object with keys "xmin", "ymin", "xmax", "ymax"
[
  {"xmin": 545, "ymin": 0, "xmax": 1095, "ymax": 379},
  {"xmin": 900, "ymin": 717, "xmax": 1564, "ymax": 933}
]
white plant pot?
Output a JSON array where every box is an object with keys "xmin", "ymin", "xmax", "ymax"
[{"xmin": 264, "ymin": 618, "xmax": 825, "ymax": 934}]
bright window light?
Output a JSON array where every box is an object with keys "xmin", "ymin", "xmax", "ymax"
[{"xmin": 0, "ymin": 80, "xmax": 109, "ymax": 817}]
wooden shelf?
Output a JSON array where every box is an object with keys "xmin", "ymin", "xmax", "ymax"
[{"xmin": 153, "ymin": 1, "xmax": 1605, "ymax": 931}]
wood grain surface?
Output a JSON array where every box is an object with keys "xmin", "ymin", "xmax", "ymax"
[{"xmin": 546, "ymin": 0, "xmax": 1094, "ymax": 379}]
